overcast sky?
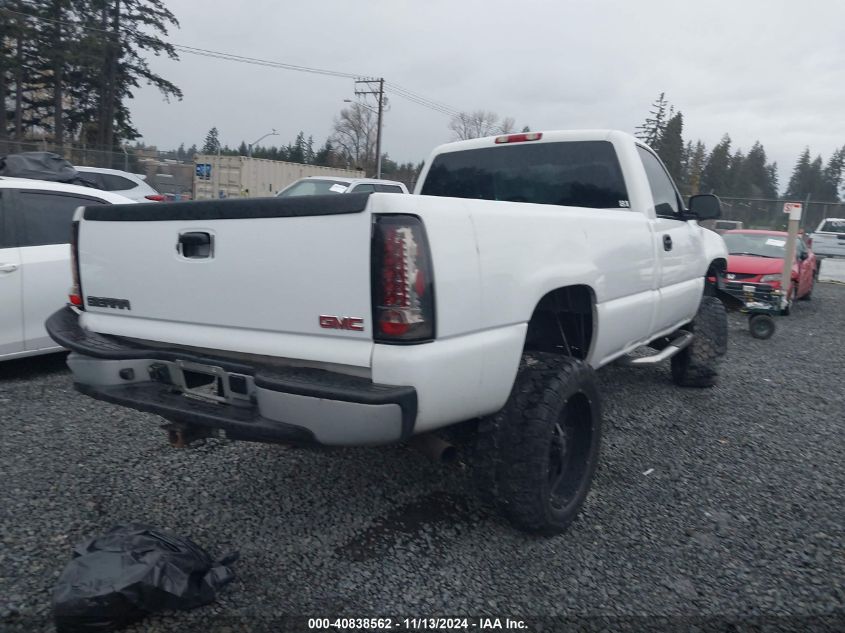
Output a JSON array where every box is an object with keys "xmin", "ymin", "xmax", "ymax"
[{"xmin": 131, "ymin": 0, "xmax": 845, "ymax": 186}]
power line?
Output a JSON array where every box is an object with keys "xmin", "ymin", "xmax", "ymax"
[
  {"xmin": 1, "ymin": 6, "xmax": 462, "ymax": 118},
  {"xmin": 385, "ymin": 82, "xmax": 460, "ymax": 117}
]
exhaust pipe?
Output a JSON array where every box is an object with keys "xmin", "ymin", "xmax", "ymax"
[
  {"xmin": 162, "ymin": 422, "xmax": 214, "ymax": 448},
  {"xmin": 410, "ymin": 434, "xmax": 457, "ymax": 464}
]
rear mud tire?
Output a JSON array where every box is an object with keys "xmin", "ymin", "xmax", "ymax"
[{"xmin": 473, "ymin": 353, "xmax": 602, "ymax": 535}]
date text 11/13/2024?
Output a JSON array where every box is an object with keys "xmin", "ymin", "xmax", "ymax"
[{"xmin": 307, "ymin": 617, "xmax": 528, "ymax": 630}]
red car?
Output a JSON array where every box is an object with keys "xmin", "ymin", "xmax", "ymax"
[{"xmin": 721, "ymin": 230, "xmax": 818, "ymax": 307}]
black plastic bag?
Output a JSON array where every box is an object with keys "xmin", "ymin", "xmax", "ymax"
[
  {"xmin": 52, "ymin": 523, "xmax": 237, "ymax": 633},
  {"xmin": 0, "ymin": 151, "xmax": 94, "ymax": 187}
]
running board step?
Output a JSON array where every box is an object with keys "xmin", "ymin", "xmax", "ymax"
[{"xmin": 619, "ymin": 331, "xmax": 694, "ymax": 366}]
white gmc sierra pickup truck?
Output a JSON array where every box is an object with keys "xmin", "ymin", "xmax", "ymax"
[{"xmin": 47, "ymin": 130, "xmax": 731, "ymax": 534}]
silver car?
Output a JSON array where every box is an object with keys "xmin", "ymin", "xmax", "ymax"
[{"xmin": 276, "ymin": 176, "xmax": 408, "ymax": 197}]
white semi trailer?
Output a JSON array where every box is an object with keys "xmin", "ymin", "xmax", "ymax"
[{"xmin": 193, "ymin": 154, "xmax": 364, "ymax": 200}]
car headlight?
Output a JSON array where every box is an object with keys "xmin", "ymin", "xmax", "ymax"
[{"xmin": 760, "ymin": 274, "xmax": 782, "ymax": 282}]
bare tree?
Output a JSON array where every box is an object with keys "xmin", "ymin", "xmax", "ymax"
[
  {"xmin": 330, "ymin": 102, "xmax": 377, "ymax": 172},
  {"xmin": 499, "ymin": 117, "xmax": 516, "ymax": 134},
  {"xmin": 448, "ymin": 110, "xmax": 516, "ymax": 140}
]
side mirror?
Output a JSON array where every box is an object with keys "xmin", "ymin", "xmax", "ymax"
[{"xmin": 687, "ymin": 194, "xmax": 721, "ymax": 220}]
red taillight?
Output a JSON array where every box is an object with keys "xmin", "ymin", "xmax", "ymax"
[
  {"xmin": 145, "ymin": 194, "xmax": 166, "ymax": 201},
  {"xmin": 372, "ymin": 215, "xmax": 435, "ymax": 343},
  {"xmin": 68, "ymin": 220, "xmax": 84, "ymax": 309},
  {"xmin": 494, "ymin": 132, "xmax": 543, "ymax": 144}
]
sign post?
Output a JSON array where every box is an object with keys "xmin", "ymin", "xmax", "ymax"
[{"xmin": 780, "ymin": 202, "xmax": 803, "ymax": 310}]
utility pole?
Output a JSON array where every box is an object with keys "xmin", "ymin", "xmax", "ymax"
[
  {"xmin": 779, "ymin": 198, "xmax": 805, "ymax": 311},
  {"xmin": 354, "ymin": 78, "xmax": 384, "ymax": 178}
]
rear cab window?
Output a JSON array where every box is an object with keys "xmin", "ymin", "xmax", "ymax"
[
  {"xmin": 376, "ymin": 184, "xmax": 404, "ymax": 193},
  {"xmin": 818, "ymin": 219, "xmax": 845, "ymax": 234},
  {"xmin": 420, "ymin": 140, "xmax": 630, "ymax": 210}
]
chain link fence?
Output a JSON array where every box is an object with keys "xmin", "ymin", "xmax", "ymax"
[
  {"xmin": 0, "ymin": 139, "xmax": 137, "ymax": 170},
  {"xmin": 719, "ymin": 196, "xmax": 845, "ymax": 232},
  {"xmin": 0, "ymin": 139, "xmax": 195, "ymax": 196}
]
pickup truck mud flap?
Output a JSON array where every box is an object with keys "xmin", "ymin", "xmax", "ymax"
[{"xmin": 46, "ymin": 307, "xmax": 417, "ymax": 446}]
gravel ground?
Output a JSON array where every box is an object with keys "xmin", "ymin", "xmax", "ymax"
[
  {"xmin": 1, "ymin": 285, "xmax": 844, "ymax": 632},
  {"xmin": 818, "ymin": 257, "xmax": 845, "ymax": 283}
]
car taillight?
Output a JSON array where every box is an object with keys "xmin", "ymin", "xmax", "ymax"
[
  {"xmin": 145, "ymin": 194, "xmax": 166, "ymax": 201},
  {"xmin": 371, "ymin": 215, "xmax": 435, "ymax": 343},
  {"xmin": 494, "ymin": 132, "xmax": 543, "ymax": 144},
  {"xmin": 68, "ymin": 220, "xmax": 84, "ymax": 309}
]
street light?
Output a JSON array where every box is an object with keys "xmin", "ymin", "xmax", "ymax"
[
  {"xmin": 247, "ymin": 129, "xmax": 279, "ymax": 158},
  {"xmin": 344, "ymin": 87, "xmax": 384, "ymax": 178}
]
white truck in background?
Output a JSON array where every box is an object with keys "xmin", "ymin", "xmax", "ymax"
[{"xmin": 48, "ymin": 130, "xmax": 730, "ymax": 534}]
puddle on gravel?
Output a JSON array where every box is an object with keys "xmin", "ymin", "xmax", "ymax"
[{"xmin": 335, "ymin": 491, "xmax": 474, "ymax": 562}]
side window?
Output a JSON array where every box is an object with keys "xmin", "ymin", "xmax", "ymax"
[
  {"xmin": 78, "ymin": 172, "xmax": 104, "ymax": 189},
  {"xmin": 0, "ymin": 191, "xmax": 13, "ymax": 248},
  {"xmin": 350, "ymin": 184, "xmax": 375, "ymax": 194},
  {"xmin": 376, "ymin": 184, "xmax": 404, "ymax": 193},
  {"xmin": 99, "ymin": 174, "xmax": 138, "ymax": 191},
  {"xmin": 636, "ymin": 146, "xmax": 681, "ymax": 216},
  {"xmin": 16, "ymin": 191, "xmax": 106, "ymax": 247}
]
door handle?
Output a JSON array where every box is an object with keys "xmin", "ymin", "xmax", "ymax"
[
  {"xmin": 662, "ymin": 235, "xmax": 673, "ymax": 251},
  {"xmin": 0, "ymin": 263, "xmax": 19, "ymax": 273},
  {"xmin": 177, "ymin": 232, "xmax": 213, "ymax": 259}
]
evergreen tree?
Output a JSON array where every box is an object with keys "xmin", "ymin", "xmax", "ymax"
[
  {"xmin": 636, "ymin": 92, "xmax": 671, "ymax": 147},
  {"xmin": 186, "ymin": 143, "xmax": 198, "ymax": 159},
  {"xmin": 0, "ymin": 0, "xmax": 181, "ymax": 151},
  {"xmin": 785, "ymin": 148, "xmax": 811, "ymax": 198},
  {"xmin": 807, "ymin": 155, "xmax": 824, "ymax": 198},
  {"xmin": 684, "ymin": 140, "xmax": 707, "ymax": 196},
  {"xmin": 766, "ymin": 163, "xmax": 779, "ymax": 198},
  {"xmin": 314, "ymin": 140, "xmax": 334, "ymax": 166},
  {"xmin": 743, "ymin": 142, "xmax": 778, "ymax": 198},
  {"xmin": 655, "ymin": 112, "xmax": 684, "ymax": 184},
  {"xmin": 92, "ymin": 0, "xmax": 182, "ymax": 149},
  {"xmin": 237, "ymin": 140, "xmax": 248, "ymax": 156},
  {"xmin": 288, "ymin": 131, "xmax": 306, "ymax": 164},
  {"xmin": 202, "ymin": 127, "xmax": 220, "ymax": 154},
  {"xmin": 727, "ymin": 149, "xmax": 748, "ymax": 197},
  {"xmin": 1, "ymin": 2, "xmax": 43, "ymax": 139},
  {"xmin": 305, "ymin": 135, "xmax": 315, "ymax": 164},
  {"xmin": 820, "ymin": 147, "xmax": 845, "ymax": 201},
  {"xmin": 176, "ymin": 142, "xmax": 186, "ymax": 161},
  {"xmin": 700, "ymin": 135, "xmax": 732, "ymax": 194}
]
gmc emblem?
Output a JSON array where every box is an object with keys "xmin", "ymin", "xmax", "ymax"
[{"xmin": 319, "ymin": 315, "xmax": 364, "ymax": 331}]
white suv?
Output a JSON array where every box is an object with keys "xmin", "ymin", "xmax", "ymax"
[
  {"xmin": 75, "ymin": 166, "xmax": 164, "ymax": 202},
  {"xmin": 0, "ymin": 178, "xmax": 135, "ymax": 361}
]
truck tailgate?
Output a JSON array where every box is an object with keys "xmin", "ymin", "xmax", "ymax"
[{"xmin": 76, "ymin": 194, "xmax": 375, "ymax": 366}]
